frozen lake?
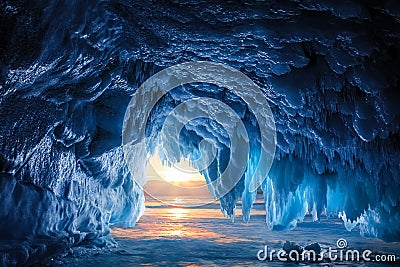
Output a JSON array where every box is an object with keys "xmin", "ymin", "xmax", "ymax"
[{"xmin": 54, "ymin": 196, "xmax": 400, "ymax": 266}]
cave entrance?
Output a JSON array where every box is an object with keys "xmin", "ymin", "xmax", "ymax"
[{"xmin": 143, "ymin": 152, "xmax": 215, "ymax": 207}]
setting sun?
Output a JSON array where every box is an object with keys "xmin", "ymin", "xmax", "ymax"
[
  {"xmin": 144, "ymin": 153, "xmax": 214, "ymax": 204},
  {"xmin": 147, "ymin": 153, "xmax": 205, "ymax": 185}
]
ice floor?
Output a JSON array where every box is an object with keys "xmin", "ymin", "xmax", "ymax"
[{"xmin": 51, "ymin": 196, "xmax": 400, "ymax": 267}]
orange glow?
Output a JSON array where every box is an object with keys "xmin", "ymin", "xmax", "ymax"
[
  {"xmin": 111, "ymin": 205, "xmax": 258, "ymax": 243},
  {"xmin": 144, "ymin": 153, "xmax": 215, "ymax": 202},
  {"xmin": 169, "ymin": 208, "xmax": 187, "ymax": 220},
  {"xmin": 147, "ymin": 153, "xmax": 205, "ymax": 185}
]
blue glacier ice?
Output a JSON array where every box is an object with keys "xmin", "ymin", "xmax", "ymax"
[{"xmin": 0, "ymin": 0, "xmax": 400, "ymax": 265}]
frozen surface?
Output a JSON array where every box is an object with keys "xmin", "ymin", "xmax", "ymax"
[
  {"xmin": 52, "ymin": 198, "xmax": 400, "ymax": 266},
  {"xmin": 0, "ymin": 0, "xmax": 400, "ymax": 265}
]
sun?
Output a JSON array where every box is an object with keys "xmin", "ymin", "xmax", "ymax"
[
  {"xmin": 144, "ymin": 152, "xmax": 215, "ymax": 203},
  {"xmin": 163, "ymin": 167, "xmax": 190, "ymax": 183},
  {"xmin": 147, "ymin": 152, "xmax": 205, "ymax": 185}
]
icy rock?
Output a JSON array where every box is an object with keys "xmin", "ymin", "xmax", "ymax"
[
  {"xmin": 282, "ymin": 241, "xmax": 303, "ymax": 254},
  {"xmin": 304, "ymin": 243, "xmax": 321, "ymax": 255}
]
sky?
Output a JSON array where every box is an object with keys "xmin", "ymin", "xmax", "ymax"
[{"xmin": 144, "ymin": 153, "xmax": 214, "ymax": 202}]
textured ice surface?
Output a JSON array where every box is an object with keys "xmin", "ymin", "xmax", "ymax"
[
  {"xmin": 0, "ymin": 0, "xmax": 400, "ymax": 265},
  {"xmin": 54, "ymin": 200, "xmax": 400, "ymax": 266}
]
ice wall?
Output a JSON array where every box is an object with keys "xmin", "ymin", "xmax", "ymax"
[{"xmin": 1, "ymin": 0, "xmax": 400, "ymax": 264}]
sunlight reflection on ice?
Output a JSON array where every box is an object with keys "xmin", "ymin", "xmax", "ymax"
[
  {"xmin": 169, "ymin": 208, "xmax": 186, "ymax": 220},
  {"xmin": 112, "ymin": 202, "xmax": 252, "ymax": 243}
]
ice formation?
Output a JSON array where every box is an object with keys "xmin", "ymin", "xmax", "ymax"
[{"xmin": 0, "ymin": 0, "xmax": 399, "ymax": 264}]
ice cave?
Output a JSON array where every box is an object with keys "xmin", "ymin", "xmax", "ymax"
[{"xmin": 0, "ymin": 0, "xmax": 399, "ymax": 265}]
